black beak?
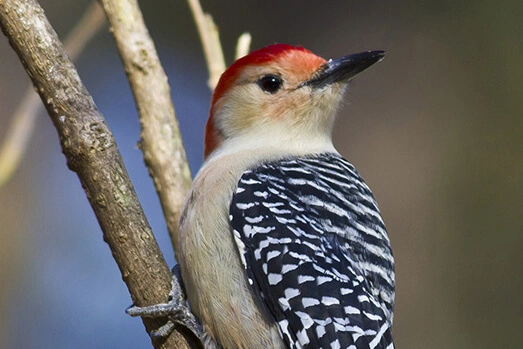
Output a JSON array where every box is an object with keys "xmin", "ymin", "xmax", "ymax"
[{"xmin": 303, "ymin": 50, "xmax": 385, "ymax": 88}]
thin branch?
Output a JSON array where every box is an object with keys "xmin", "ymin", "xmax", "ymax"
[
  {"xmin": 187, "ymin": 0, "xmax": 226, "ymax": 89},
  {"xmin": 0, "ymin": 88, "xmax": 39, "ymax": 188},
  {"xmin": 188, "ymin": 0, "xmax": 252, "ymax": 90},
  {"xmin": 0, "ymin": 0, "xmax": 181, "ymax": 348},
  {"xmin": 99, "ymin": 0, "xmax": 192, "ymax": 257},
  {"xmin": 63, "ymin": 1, "xmax": 106, "ymax": 59},
  {"xmin": 0, "ymin": 1, "xmax": 105, "ymax": 188},
  {"xmin": 234, "ymin": 32, "xmax": 252, "ymax": 60}
]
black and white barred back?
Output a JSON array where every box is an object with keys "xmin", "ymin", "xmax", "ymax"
[{"xmin": 229, "ymin": 153, "xmax": 395, "ymax": 349}]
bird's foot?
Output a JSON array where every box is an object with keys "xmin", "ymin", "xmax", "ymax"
[{"xmin": 126, "ymin": 265, "xmax": 204, "ymax": 342}]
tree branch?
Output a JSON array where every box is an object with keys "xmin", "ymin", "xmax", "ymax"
[
  {"xmin": 0, "ymin": 0, "xmax": 188, "ymax": 347},
  {"xmin": 187, "ymin": 0, "xmax": 226, "ymax": 90},
  {"xmin": 234, "ymin": 32, "xmax": 252, "ymax": 60},
  {"xmin": 187, "ymin": 0, "xmax": 251, "ymax": 90},
  {"xmin": 99, "ymin": 0, "xmax": 192, "ymax": 255}
]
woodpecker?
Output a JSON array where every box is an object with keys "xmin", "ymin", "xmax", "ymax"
[{"xmin": 176, "ymin": 44, "xmax": 395, "ymax": 349}]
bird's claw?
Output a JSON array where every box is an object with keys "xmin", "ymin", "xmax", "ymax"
[{"xmin": 125, "ymin": 265, "xmax": 204, "ymax": 341}]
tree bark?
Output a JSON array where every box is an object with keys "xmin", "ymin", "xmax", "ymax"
[
  {"xmin": 0, "ymin": 0, "xmax": 190, "ymax": 347},
  {"xmin": 99, "ymin": 0, "xmax": 192, "ymax": 253}
]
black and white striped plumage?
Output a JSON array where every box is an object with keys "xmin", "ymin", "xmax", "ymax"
[{"xmin": 230, "ymin": 153, "xmax": 395, "ymax": 349}]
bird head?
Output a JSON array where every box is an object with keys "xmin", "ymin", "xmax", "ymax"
[{"xmin": 204, "ymin": 44, "xmax": 384, "ymax": 159}]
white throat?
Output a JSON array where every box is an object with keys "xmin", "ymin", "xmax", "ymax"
[{"xmin": 206, "ymin": 127, "xmax": 338, "ymax": 167}]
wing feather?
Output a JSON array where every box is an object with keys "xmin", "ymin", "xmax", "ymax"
[{"xmin": 230, "ymin": 153, "xmax": 394, "ymax": 349}]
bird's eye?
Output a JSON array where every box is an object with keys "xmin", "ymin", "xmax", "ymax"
[{"xmin": 257, "ymin": 75, "xmax": 283, "ymax": 94}]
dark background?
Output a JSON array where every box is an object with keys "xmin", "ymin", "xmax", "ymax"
[{"xmin": 1, "ymin": 1, "xmax": 522, "ymax": 348}]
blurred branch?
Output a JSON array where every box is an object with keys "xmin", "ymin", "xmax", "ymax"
[
  {"xmin": 0, "ymin": 0, "xmax": 184, "ymax": 348},
  {"xmin": 235, "ymin": 32, "xmax": 251, "ymax": 60},
  {"xmin": 63, "ymin": 1, "xmax": 106, "ymax": 58},
  {"xmin": 187, "ymin": 0, "xmax": 226, "ymax": 89},
  {"xmin": 188, "ymin": 0, "xmax": 251, "ymax": 90},
  {"xmin": 0, "ymin": 1, "xmax": 105, "ymax": 189}
]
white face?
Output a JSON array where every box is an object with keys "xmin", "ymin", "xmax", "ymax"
[{"xmin": 212, "ymin": 62, "xmax": 348, "ymax": 149}]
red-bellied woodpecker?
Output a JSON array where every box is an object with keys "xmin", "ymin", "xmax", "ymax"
[{"xmin": 173, "ymin": 44, "xmax": 395, "ymax": 349}]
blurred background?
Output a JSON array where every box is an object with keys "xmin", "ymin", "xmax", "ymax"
[{"xmin": 1, "ymin": 0, "xmax": 522, "ymax": 348}]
